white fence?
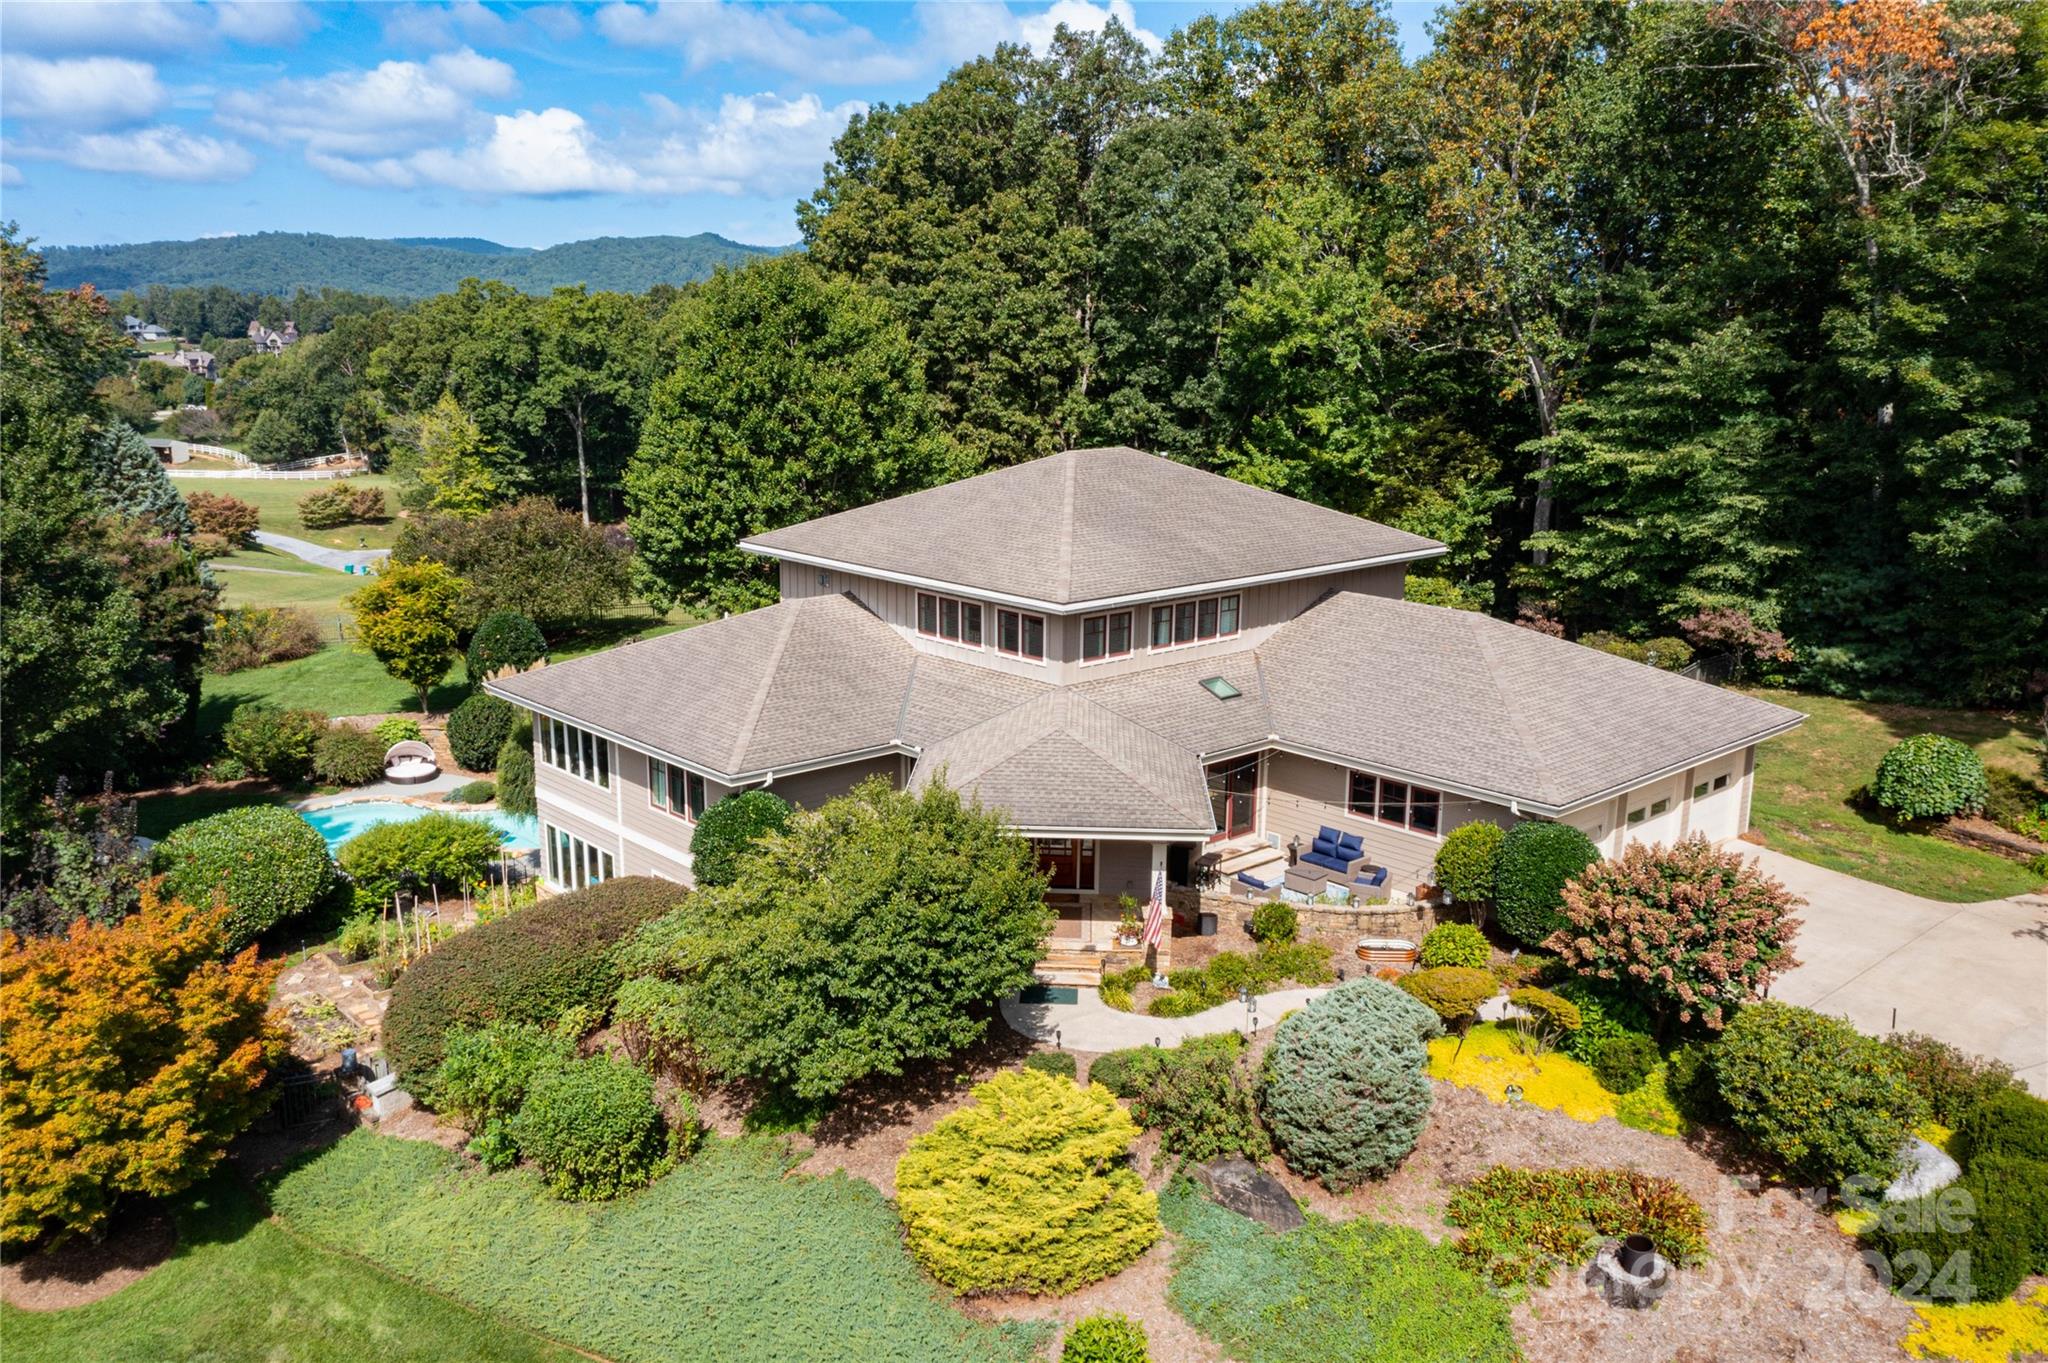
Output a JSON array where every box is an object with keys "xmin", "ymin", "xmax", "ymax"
[{"xmin": 168, "ymin": 465, "xmax": 363, "ymax": 480}]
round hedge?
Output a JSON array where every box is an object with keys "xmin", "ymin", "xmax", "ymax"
[
  {"xmin": 466, "ymin": 610, "xmax": 547, "ymax": 683},
  {"xmin": 1249, "ymin": 900, "xmax": 1298, "ymax": 945},
  {"xmin": 688, "ymin": 789, "xmax": 793, "ymax": 888},
  {"xmin": 1062, "ymin": 1315, "xmax": 1150, "ymax": 1363},
  {"xmin": 155, "ymin": 805, "xmax": 334, "ymax": 951},
  {"xmin": 382, "ymin": 876, "xmax": 685, "ymax": 1079},
  {"xmin": 1419, "ymin": 922, "xmax": 1490, "ymax": 970},
  {"xmin": 313, "ymin": 725, "xmax": 386, "ymax": 786},
  {"xmin": 1590, "ymin": 1034, "xmax": 1658, "ymax": 1095},
  {"xmin": 1394, "ymin": 966, "xmax": 1497, "ymax": 1023},
  {"xmin": 1861, "ymin": 1152, "xmax": 2048, "ymax": 1304},
  {"xmin": 1433, "ymin": 822, "xmax": 1505, "ymax": 905},
  {"xmin": 446, "ymin": 693, "xmax": 515, "ymax": 773},
  {"xmin": 897, "ymin": 1069, "xmax": 1158, "ymax": 1294},
  {"xmin": 509, "ymin": 1054, "xmax": 680, "ymax": 1201},
  {"xmin": 1871, "ymin": 734, "xmax": 1988, "ymax": 822},
  {"xmin": 1715, "ymin": 1001, "xmax": 1926, "ymax": 1186},
  {"xmin": 1261, "ymin": 978, "xmax": 1443, "ymax": 1188},
  {"xmin": 1494, "ymin": 821, "xmax": 1599, "ymax": 947},
  {"xmin": 1953, "ymin": 1089, "xmax": 2048, "ymax": 1167}
]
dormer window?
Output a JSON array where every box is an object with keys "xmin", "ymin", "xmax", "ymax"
[
  {"xmin": 995, "ymin": 608, "xmax": 1045, "ymax": 660},
  {"xmin": 1081, "ymin": 610, "xmax": 1133, "ymax": 662},
  {"xmin": 1149, "ymin": 593, "xmax": 1241, "ymax": 650},
  {"xmin": 916, "ymin": 591, "xmax": 983, "ymax": 647}
]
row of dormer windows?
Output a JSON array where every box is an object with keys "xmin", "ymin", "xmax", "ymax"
[{"xmin": 918, "ymin": 590, "xmax": 1241, "ymax": 664}]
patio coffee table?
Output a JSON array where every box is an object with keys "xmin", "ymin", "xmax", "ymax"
[{"xmin": 1283, "ymin": 865, "xmax": 1332, "ymax": 898}]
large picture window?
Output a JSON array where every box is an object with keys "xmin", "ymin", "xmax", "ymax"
[
  {"xmin": 540, "ymin": 718, "xmax": 609, "ymax": 788},
  {"xmin": 1346, "ymin": 771, "xmax": 1443, "ymax": 836},
  {"xmin": 543, "ymin": 822, "xmax": 615, "ymax": 889},
  {"xmin": 1081, "ymin": 610, "xmax": 1133, "ymax": 662},
  {"xmin": 1148, "ymin": 593, "xmax": 1242, "ymax": 651},
  {"xmin": 915, "ymin": 591, "xmax": 984, "ymax": 647},
  {"xmin": 649, "ymin": 758, "xmax": 708, "ymax": 822},
  {"xmin": 995, "ymin": 608, "xmax": 1045, "ymax": 660}
]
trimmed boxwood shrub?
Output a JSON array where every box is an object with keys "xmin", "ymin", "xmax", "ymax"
[
  {"xmin": 1872, "ymin": 734, "xmax": 1989, "ymax": 822},
  {"xmin": 466, "ymin": 610, "xmax": 547, "ymax": 684},
  {"xmin": 446, "ymin": 693, "xmax": 515, "ymax": 773},
  {"xmin": 1023, "ymin": 1050, "xmax": 1078, "ymax": 1081},
  {"xmin": 1590, "ymin": 1034, "xmax": 1659, "ymax": 1095},
  {"xmin": 1419, "ymin": 922, "xmax": 1490, "ymax": 970},
  {"xmin": 687, "ymin": 789, "xmax": 793, "ymax": 888},
  {"xmin": 1261, "ymin": 978, "xmax": 1442, "ymax": 1188},
  {"xmin": 154, "ymin": 805, "xmax": 334, "ymax": 950},
  {"xmin": 1394, "ymin": 966, "xmax": 1498, "ymax": 1023},
  {"xmin": 1493, "ymin": 821, "xmax": 1598, "ymax": 947},
  {"xmin": 1249, "ymin": 900, "xmax": 1297, "ymax": 945},
  {"xmin": 313, "ymin": 724, "xmax": 386, "ymax": 786},
  {"xmin": 1953, "ymin": 1088, "xmax": 2048, "ymax": 1166},
  {"xmin": 1861, "ymin": 1152, "xmax": 2048, "ymax": 1303},
  {"xmin": 1433, "ymin": 822, "xmax": 1505, "ymax": 906},
  {"xmin": 1062, "ymin": 1315, "xmax": 1149, "ymax": 1363},
  {"xmin": 896, "ymin": 1069, "xmax": 1158, "ymax": 1294},
  {"xmin": 1884, "ymin": 1033, "xmax": 2021, "ymax": 1128},
  {"xmin": 223, "ymin": 703, "xmax": 329, "ymax": 782},
  {"xmin": 431, "ymin": 1020, "xmax": 575, "ymax": 1129},
  {"xmin": 1715, "ymin": 1001, "xmax": 1926, "ymax": 1186},
  {"xmin": 383, "ymin": 876, "xmax": 684, "ymax": 1079},
  {"xmin": 337, "ymin": 811, "xmax": 502, "ymax": 906},
  {"xmin": 509, "ymin": 1055, "xmax": 681, "ymax": 1200},
  {"xmin": 495, "ymin": 719, "xmax": 535, "ymax": 815}
]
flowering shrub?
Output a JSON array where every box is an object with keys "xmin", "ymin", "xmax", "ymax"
[
  {"xmin": 1262, "ymin": 979, "xmax": 1442, "ymax": 1188},
  {"xmin": 1548, "ymin": 835, "xmax": 1801, "ymax": 1030},
  {"xmin": 1872, "ymin": 735, "xmax": 1990, "ymax": 823},
  {"xmin": 896, "ymin": 1069, "xmax": 1158, "ymax": 1294},
  {"xmin": 1420, "ymin": 922, "xmax": 1491, "ymax": 969},
  {"xmin": 1445, "ymin": 1165, "xmax": 1707, "ymax": 1287}
]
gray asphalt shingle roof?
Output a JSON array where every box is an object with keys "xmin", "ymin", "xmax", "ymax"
[
  {"xmin": 741, "ymin": 446, "xmax": 1445, "ymax": 607},
  {"xmin": 489, "ymin": 589, "xmax": 1804, "ymax": 825}
]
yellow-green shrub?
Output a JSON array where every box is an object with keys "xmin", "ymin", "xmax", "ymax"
[{"xmin": 896, "ymin": 1069, "xmax": 1157, "ymax": 1295}]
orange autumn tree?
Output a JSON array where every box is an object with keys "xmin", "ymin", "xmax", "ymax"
[{"xmin": 0, "ymin": 888, "xmax": 287, "ymax": 1246}]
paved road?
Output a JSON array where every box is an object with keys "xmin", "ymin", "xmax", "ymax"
[
  {"xmin": 252, "ymin": 529, "xmax": 389, "ymax": 573},
  {"xmin": 1752, "ymin": 844, "xmax": 2048, "ymax": 1094}
]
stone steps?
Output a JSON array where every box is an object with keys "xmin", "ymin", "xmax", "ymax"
[{"xmin": 1035, "ymin": 948, "xmax": 1104, "ymax": 987}]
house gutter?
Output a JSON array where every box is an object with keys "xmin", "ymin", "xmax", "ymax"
[{"xmin": 734, "ymin": 543, "xmax": 1448, "ymax": 616}]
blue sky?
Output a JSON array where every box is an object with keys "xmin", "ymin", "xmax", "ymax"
[{"xmin": 0, "ymin": 1, "xmax": 1438, "ymax": 249}]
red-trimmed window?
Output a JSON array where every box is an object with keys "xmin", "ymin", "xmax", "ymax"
[
  {"xmin": 649, "ymin": 759, "xmax": 708, "ymax": 822},
  {"xmin": 1081, "ymin": 610, "xmax": 1133, "ymax": 662},
  {"xmin": 1346, "ymin": 771, "xmax": 1443, "ymax": 835},
  {"xmin": 915, "ymin": 592, "xmax": 983, "ymax": 646},
  {"xmin": 1149, "ymin": 593, "xmax": 1243, "ymax": 650},
  {"xmin": 995, "ymin": 608, "xmax": 1046, "ymax": 660}
]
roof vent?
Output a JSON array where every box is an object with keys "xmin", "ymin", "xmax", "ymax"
[{"xmin": 1199, "ymin": 676, "xmax": 1241, "ymax": 700}]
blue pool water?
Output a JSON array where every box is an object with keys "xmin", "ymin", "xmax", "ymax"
[{"xmin": 300, "ymin": 800, "xmax": 540, "ymax": 854}]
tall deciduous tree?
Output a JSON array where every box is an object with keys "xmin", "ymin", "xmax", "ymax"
[
  {"xmin": 626, "ymin": 257, "xmax": 952, "ymax": 612},
  {"xmin": 391, "ymin": 393, "xmax": 507, "ymax": 519},
  {"xmin": 535, "ymin": 287, "xmax": 651, "ymax": 524},
  {"xmin": 345, "ymin": 558, "xmax": 465, "ymax": 711},
  {"xmin": 394, "ymin": 497, "xmax": 631, "ymax": 635}
]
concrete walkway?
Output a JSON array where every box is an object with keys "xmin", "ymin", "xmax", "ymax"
[
  {"xmin": 296, "ymin": 773, "xmax": 474, "ymax": 807},
  {"xmin": 1002, "ymin": 986, "xmax": 1331, "ymax": 1050},
  {"xmin": 1751, "ymin": 844, "xmax": 2048, "ymax": 1095},
  {"xmin": 252, "ymin": 529, "xmax": 389, "ymax": 573}
]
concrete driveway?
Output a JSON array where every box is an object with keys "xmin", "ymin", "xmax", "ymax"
[{"xmin": 1749, "ymin": 844, "xmax": 2048, "ymax": 1095}]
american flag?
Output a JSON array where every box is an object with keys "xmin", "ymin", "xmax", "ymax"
[{"xmin": 1140, "ymin": 867, "xmax": 1168, "ymax": 948}]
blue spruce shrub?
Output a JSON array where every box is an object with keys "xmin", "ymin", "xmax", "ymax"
[{"xmin": 1261, "ymin": 978, "xmax": 1443, "ymax": 1188}]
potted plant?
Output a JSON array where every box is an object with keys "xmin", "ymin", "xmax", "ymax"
[{"xmin": 1115, "ymin": 895, "xmax": 1142, "ymax": 947}]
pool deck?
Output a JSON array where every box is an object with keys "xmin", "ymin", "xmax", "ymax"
[{"xmin": 295, "ymin": 774, "xmax": 475, "ymax": 808}]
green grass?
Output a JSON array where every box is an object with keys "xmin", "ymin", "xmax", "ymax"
[
  {"xmin": 1746, "ymin": 689, "xmax": 2046, "ymax": 902},
  {"xmin": 209, "ymin": 550, "xmax": 361, "ymax": 636},
  {"xmin": 201, "ymin": 473, "xmax": 404, "ymax": 550},
  {"xmin": 134, "ymin": 784, "xmax": 305, "ymax": 841},
  {"xmin": 1159, "ymin": 1180, "xmax": 1518, "ymax": 1363},
  {"xmin": 200, "ymin": 647, "xmax": 472, "ymax": 735},
  {"xmin": 269, "ymin": 1130, "xmax": 1045, "ymax": 1363},
  {"xmin": 0, "ymin": 1174, "xmax": 582, "ymax": 1363}
]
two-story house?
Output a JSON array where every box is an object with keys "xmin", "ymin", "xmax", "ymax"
[{"xmin": 489, "ymin": 447, "xmax": 1803, "ymax": 958}]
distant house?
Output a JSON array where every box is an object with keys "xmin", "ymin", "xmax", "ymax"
[
  {"xmin": 246, "ymin": 319, "xmax": 299, "ymax": 353},
  {"xmin": 122, "ymin": 314, "xmax": 145, "ymax": 336},
  {"xmin": 133, "ymin": 322, "xmax": 171, "ymax": 342},
  {"xmin": 148, "ymin": 348, "xmax": 216, "ymax": 380}
]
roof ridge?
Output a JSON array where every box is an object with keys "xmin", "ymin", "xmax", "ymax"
[
  {"xmin": 893, "ymin": 652, "xmax": 922, "ymax": 746},
  {"xmin": 1055, "ymin": 449, "xmax": 1078, "ymax": 601},
  {"xmin": 729, "ymin": 597, "xmax": 803, "ymax": 771},
  {"xmin": 1465, "ymin": 611, "xmax": 1554, "ymax": 806}
]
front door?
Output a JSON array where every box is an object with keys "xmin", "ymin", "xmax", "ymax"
[
  {"xmin": 1035, "ymin": 838, "xmax": 1097, "ymax": 892},
  {"xmin": 1206, "ymin": 757, "xmax": 1259, "ymax": 842}
]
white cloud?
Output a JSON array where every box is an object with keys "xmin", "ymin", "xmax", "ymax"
[
  {"xmin": 336, "ymin": 108, "xmax": 639, "ymax": 196},
  {"xmin": 215, "ymin": 48, "xmax": 517, "ymax": 156},
  {"xmin": 379, "ymin": 2, "xmax": 512, "ymax": 51},
  {"xmin": 596, "ymin": 1, "xmax": 923, "ymax": 84},
  {"xmin": 0, "ymin": 55, "xmax": 167, "ymax": 129},
  {"xmin": 639, "ymin": 91, "xmax": 863, "ymax": 196},
  {"xmin": 8, "ymin": 124, "xmax": 255, "ymax": 182},
  {"xmin": 0, "ymin": 1, "xmax": 208, "ymax": 56},
  {"xmin": 525, "ymin": 5, "xmax": 585, "ymax": 42},
  {"xmin": 1018, "ymin": 0, "xmax": 1161, "ymax": 53},
  {"xmin": 211, "ymin": 1, "xmax": 321, "ymax": 46}
]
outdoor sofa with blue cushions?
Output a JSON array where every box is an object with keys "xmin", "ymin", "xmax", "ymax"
[
  {"xmin": 1299, "ymin": 825, "xmax": 1367, "ymax": 876},
  {"xmin": 1353, "ymin": 865, "xmax": 1389, "ymax": 889}
]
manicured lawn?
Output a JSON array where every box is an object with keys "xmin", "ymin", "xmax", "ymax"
[
  {"xmin": 187, "ymin": 473, "xmax": 405, "ymax": 550},
  {"xmin": 133, "ymin": 783, "xmax": 305, "ymax": 841},
  {"xmin": 210, "ymin": 550, "xmax": 360, "ymax": 636},
  {"xmin": 269, "ymin": 1130, "xmax": 1045, "ymax": 1363},
  {"xmin": 0, "ymin": 1174, "xmax": 582, "ymax": 1363},
  {"xmin": 1744, "ymin": 689, "xmax": 2045, "ymax": 902},
  {"xmin": 200, "ymin": 647, "xmax": 472, "ymax": 735}
]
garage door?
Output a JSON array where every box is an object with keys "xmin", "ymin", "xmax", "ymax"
[
  {"xmin": 1685, "ymin": 760, "xmax": 1743, "ymax": 843},
  {"xmin": 1620, "ymin": 775, "xmax": 1687, "ymax": 850}
]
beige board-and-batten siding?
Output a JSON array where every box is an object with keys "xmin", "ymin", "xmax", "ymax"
[
  {"xmin": 776, "ymin": 563, "xmax": 1407, "ymax": 685},
  {"xmin": 1261, "ymin": 750, "xmax": 1512, "ymax": 896}
]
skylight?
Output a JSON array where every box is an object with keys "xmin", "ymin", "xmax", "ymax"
[{"xmin": 1200, "ymin": 676, "xmax": 1241, "ymax": 700}]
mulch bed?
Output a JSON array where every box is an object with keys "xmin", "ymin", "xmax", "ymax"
[{"xmin": 0, "ymin": 1208, "xmax": 177, "ymax": 1312}]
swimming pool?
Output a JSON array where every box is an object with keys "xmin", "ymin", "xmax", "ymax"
[{"xmin": 300, "ymin": 801, "xmax": 541, "ymax": 854}]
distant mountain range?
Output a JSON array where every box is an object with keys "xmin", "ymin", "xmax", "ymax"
[{"xmin": 39, "ymin": 231, "xmax": 794, "ymax": 297}]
